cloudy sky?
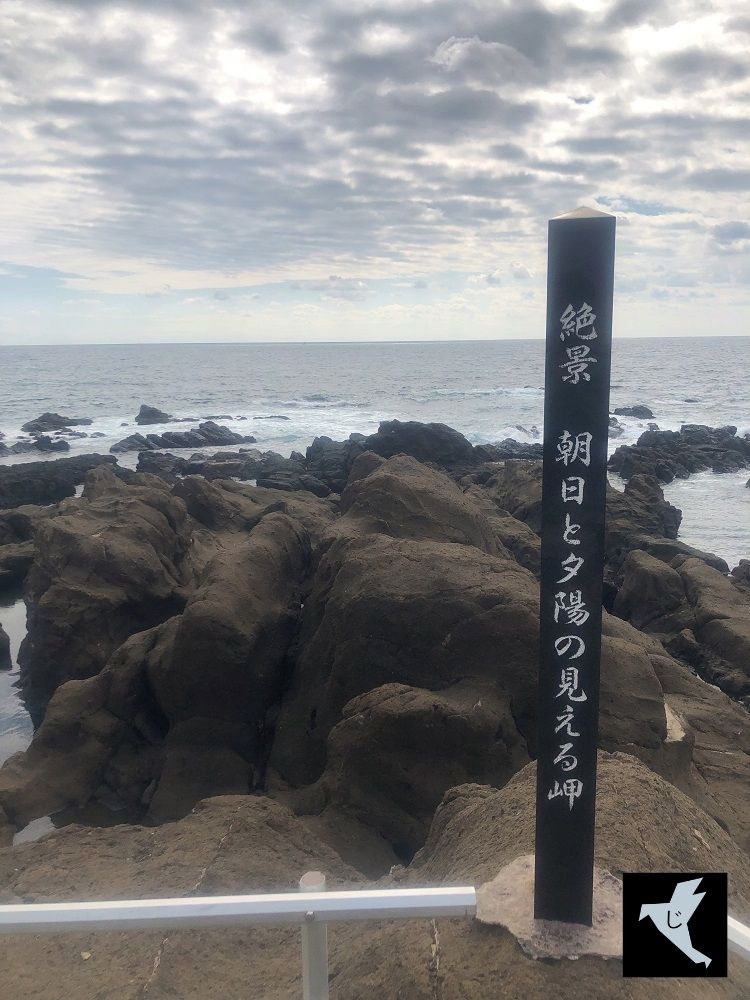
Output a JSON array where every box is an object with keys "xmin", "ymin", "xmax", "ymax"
[{"xmin": 1, "ymin": 0, "xmax": 748, "ymax": 344}]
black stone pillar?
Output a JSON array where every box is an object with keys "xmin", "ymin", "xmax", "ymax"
[{"xmin": 534, "ymin": 207, "xmax": 616, "ymax": 926}]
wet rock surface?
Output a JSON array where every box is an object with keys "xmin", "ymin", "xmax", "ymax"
[
  {"xmin": 0, "ymin": 454, "xmax": 122, "ymax": 509},
  {"xmin": 612, "ymin": 404, "xmax": 654, "ymax": 419},
  {"xmin": 20, "ymin": 413, "xmax": 93, "ymax": 434},
  {"xmin": 0, "ymin": 626, "xmax": 10, "ymax": 671},
  {"xmin": 134, "ymin": 404, "xmax": 173, "ymax": 424},
  {"xmin": 609, "ymin": 423, "xmax": 750, "ymax": 482},
  {"xmin": 111, "ymin": 421, "xmax": 256, "ymax": 453}
]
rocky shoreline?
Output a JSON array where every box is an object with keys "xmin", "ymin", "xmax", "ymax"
[{"xmin": 0, "ymin": 414, "xmax": 748, "ymax": 996}]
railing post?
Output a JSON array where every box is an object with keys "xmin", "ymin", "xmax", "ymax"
[{"xmin": 299, "ymin": 871, "xmax": 329, "ymax": 1000}]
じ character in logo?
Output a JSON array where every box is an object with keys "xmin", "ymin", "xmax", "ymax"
[{"xmin": 639, "ymin": 878, "xmax": 712, "ymax": 967}]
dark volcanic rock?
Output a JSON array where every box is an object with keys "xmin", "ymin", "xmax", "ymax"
[
  {"xmin": 136, "ymin": 451, "xmax": 189, "ymax": 478},
  {"xmin": 0, "ymin": 624, "xmax": 174, "ymax": 826},
  {"xmin": 111, "ymin": 432, "xmax": 157, "ymax": 453},
  {"xmin": 470, "ymin": 460, "xmax": 545, "ymax": 532},
  {"xmin": 137, "ymin": 449, "xmax": 322, "ymax": 490},
  {"xmin": 474, "ymin": 439, "xmax": 543, "ymax": 460},
  {"xmin": 34, "ymin": 435, "xmax": 70, "ymax": 453},
  {"xmin": 608, "ymin": 416, "xmax": 624, "ymax": 439},
  {"xmin": 0, "ymin": 454, "xmax": 120, "ymax": 509},
  {"xmin": 615, "ymin": 547, "xmax": 750, "ymax": 700},
  {"xmin": 112, "ymin": 422, "xmax": 256, "ymax": 453},
  {"xmin": 609, "ymin": 424, "xmax": 750, "ymax": 482},
  {"xmin": 732, "ymin": 560, "xmax": 750, "ymax": 590},
  {"xmin": 462, "ymin": 484, "xmax": 541, "ymax": 577},
  {"xmin": 616, "ymin": 474, "xmax": 682, "ymax": 540},
  {"xmin": 613, "ymin": 404, "xmax": 654, "ymax": 419},
  {"xmin": 21, "ymin": 412, "xmax": 93, "ymax": 434},
  {"xmin": 672, "ymin": 557, "xmax": 750, "ymax": 697},
  {"xmin": 475, "ymin": 462, "xmax": 729, "ymax": 581},
  {"xmin": 0, "ymin": 625, "xmax": 10, "ymax": 670},
  {"xmin": 614, "ymin": 550, "xmax": 691, "ymax": 632},
  {"xmin": 55, "ymin": 428, "xmax": 89, "ymax": 439},
  {"xmin": 2, "ymin": 440, "xmax": 749, "ymax": 870},
  {"xmin": 19, "ymin": 468, "xmax": 193, "ymax": 717},
  {"xmin": 362, "ymin": 419, "xmax": 477, "ymax": 471},
  {"xmin": 148, "ymin": 719, "xmax": 253, "ymax": 823},
  {"xmin": 0, "ymin": 505, "xmax": 40, "ymax": 546},
  {"xmin": 0, "ymin": 477, "xmax": 338, "ymax": 828},
  {"xmin": 271, "ymin": 533, "xmax": 541, "ymax": 789},
  {"xmin": 256, "ymin": 470, "xmax": 331, "ymax": 497},
  {"xmin": 135, "ymin": 404, "xmax": 172, "ymax": 424},
  {"xmin": 305, "ymin": 434, "xmax": 366, "ymax": 493},
  {"xmin": 340, "ymin": 454, "xmax": 502, "ymax": 554},
  {"xmin": 0, "ymin": 542, "xmax": 35, "ymax": 587},
  {"xmin": 271, "ymin": 458, "xmax": 670, "ymax": 813},
  {"xmin": 307, "ymin": 681, "xmax": 528, "ymax": 860},
  {"xmin": 146, "ymin": 511, "xmax": 311, "ymax": 819},
  {"xmin": 147, "ymin": 511, "xmax": 309, "ymax": 725}
]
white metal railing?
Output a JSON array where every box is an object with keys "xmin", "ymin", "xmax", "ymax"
[
  {"xmin": 0, "ymin": 877, "xmax": 748, "ymax": 998},
  {"xmin": 729, "ymin": 915, "xmax": 750, "ymax": 959},
  {"xmin": 0, "ymin": 874, "xmax": 477, "ymax": 1000}
]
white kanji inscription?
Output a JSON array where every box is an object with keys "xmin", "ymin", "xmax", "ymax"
[
  {"xmin": 554, "ymin": 590, "xmax": 590, "ymax": 626},
  {"xmin": 561, "ymin": 476, "xmax": 585, "ymax": 504},
  {"xmin": 553, "ymin": 743, "xmax": 578, "ymax": 772},
  {"xmin": 555, "ymin": 430, "xmax": 592, "ymax": 467},
  {"xmin": 560, "ymin": 344, "xmax": 597, "ymax": 384},
  {"xmin": 555, "ymin": 666, "xmax": 588, "ymax": 702},
  {"xmin": 548, "ymin": 778, "xmax": 584, "ymax": 810},
  {"xmin": 563, "ymin": 513, "xmax": 581, "ymax": 545},
  {"xmin": 555, "ymin": 705, "xmax": 581, "ymax": 737},
  {"xmin": 554, "ymin": 635, "xmax": 586, "ymax": 660},
  {"xmin": 560, "ymin": 303, "xmax": 597, "ymax": 342},
  {"xmin": 557, "ymin": 552, "xmax": 584, "ymax": 583}
]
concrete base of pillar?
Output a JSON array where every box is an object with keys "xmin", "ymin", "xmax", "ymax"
[{"xmin": 476, "ymin": 853, "xmax": 622, "ymax": 961}]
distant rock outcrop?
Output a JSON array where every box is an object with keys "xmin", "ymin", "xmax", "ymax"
[
  {"xmin": 363, "ymin": 419, "xmax": 477, "ymax": 471},
  {"xmin": 111, "ymin": 421, "xmax": 256, "ymax": 453},
  {"xmin": 609, "ymin": 424, "xmax": 750, "ymax": 482},
  {"xmin": 612, "ymin": 404, "xmax": 654, "ymax": 419},
  {"xmin": 20, "ymin": 412, "xmax": 93, "ymax": 434},
  {"xmin": 474, "ymin": 439, "xmax": 543, "ymax": 460},
  {"xmin": 134, "ymin": 404, "xmax": 172, "ymax": 424},
  {"xmin": 305, "ymin": 434, "xmax": 366, "ymax": 492}
]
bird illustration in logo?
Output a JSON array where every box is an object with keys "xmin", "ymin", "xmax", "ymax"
[{"xmin": 639, "ymin": 878, "xmax": 712, "ymax": 967}]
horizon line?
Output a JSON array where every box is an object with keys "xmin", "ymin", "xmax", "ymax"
[{"xmin": 1, "ymin": 333, "xmax": 749, "ymax": 349}]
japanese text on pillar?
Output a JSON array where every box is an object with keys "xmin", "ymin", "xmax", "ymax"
[{"xmin": 548, "ymin": 302, "xmax": 598, "ymax": 810}]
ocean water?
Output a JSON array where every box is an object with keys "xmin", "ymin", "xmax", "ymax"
[{"xmin": 0, "ymin": 590, "xmax": 32, "ymax": 766}]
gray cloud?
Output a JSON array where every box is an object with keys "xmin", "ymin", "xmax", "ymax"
[
  {"xmin": 658, "ymin": 46, "xmax": 748, "ymax": 82},
  {"xmin": 602, "ymin": 0, "xmax": 669, "ymax": 29},
  {"xmin": 713, "ymin": 221, "xmax": 750, "ymax": 243},
  {"xmin": 0, "ymin": 0, "xmax": 748, "ymax": 304},
  {"xmin": 687, "ymin": 168, "xmax": 750, "ymax": 190}
]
